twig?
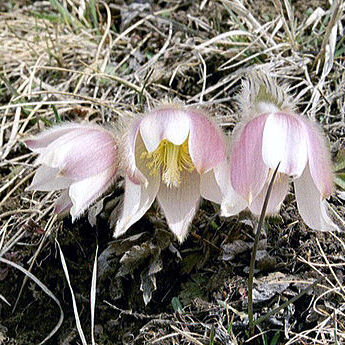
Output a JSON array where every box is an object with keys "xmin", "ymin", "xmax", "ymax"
[{"xmin": 248, "ymin": 162, "xmax": 280, "ymax": 334}]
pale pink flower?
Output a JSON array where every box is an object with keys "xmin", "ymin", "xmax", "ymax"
[
  {"xmin": 25, "ymin": 123, "xmax": 119, "ymax": 221},
  {"xmin": 221, "ymin": 72, "xmax": 337, "ymax": 231},
  {"xmin": 114, "ymin": 104, "xmax": 227, "ymax": 242}
]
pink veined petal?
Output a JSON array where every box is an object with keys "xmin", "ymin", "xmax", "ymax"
[
  {"xmin": 188, "ymin": 110, "xmax": 226, "ymax": 173},
  {"xmin": 294, "ymin": 164, "xmax": 338, "ymax": 231},
  {"xmin": 230, "ymin": 114, "xmax": 269, "ymax": 203},
  {"xmin": 36, "ymin": 129, "xmax": 98, "ymax": 168},
  {"xmin": 262, "ymin": 113, "xmax": 308, "ymax": 177},
  {"xmin": 59, "ymin": 130, "xmax": 118, "ymax": 179},
  {"xmin": 114, "ymin": 174, "xmax": 160, "ymax": 238},
  {"xmin": 200, "ymin": 169, "xmax": 222, "ymax": 204},
  {"xmin": 139, "ymin": 106, "xmax": 190, "ymax": 152},
  {"xmin": 69, "ymin": 165, "xmax": 117, "ymax": 221},
  {"xmin": 214, "ymin": 160, "xmax": 247, "ymax": 216},
  {"xmin": 27, "ymin": 165, "xmax": 73, "ymax": 191},
  {"xmin": 156, "ymin": 170, "xmax": 201, "ymax": 243},
  {"xmin": 55, "ymin": 190, "xmax": 72, "ymax": 214},
  {"xmin": 249, "ymin": 173, "xmax": 289, "ymax": 215},
  {"xmin": 25, "ymin": 123, "xmax": 101, "ymax": 154},
  {"xmin": 301, "ymin": 118, "xmax": 333, "ymax": 198}
]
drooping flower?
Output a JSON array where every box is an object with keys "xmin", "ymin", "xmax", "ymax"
[
  {"xmin": 114, "ymin": 104, "xmax": 227, "ymax": 242},
  {"xmin": 221, "ymin": 72, "xmax": 337, "ymax": 231},
  {"xmin": 25, "ymin": 123, "xmax": 119, "ymax": 221}
]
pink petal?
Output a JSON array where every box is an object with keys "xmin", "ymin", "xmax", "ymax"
[
  {"xmin": 69, "ymin": 166, "xmax": 117, "ymax": 221},
  {"xmin": 262, "ymin": 113, "xmax": 308, "ymax": 177},
  {"xmin": 25, "ymin": 123, "xmax": 99, "ymax": 153},
  {"xmin": 294, "ymin": 164, "xmax": 338, "ymax": 231},
  {"xmin": 59, "ymin": 130, "xmax": 118, "ymax": 179},
  {"xmin": 156, "ymin": 170, "xmax": 200, "ymax": 242},
  {"xmin": 188, "ymin": 110, "xmax": 226, "ymax": 173},
  {"xmin": 214, "ymin": 160, "xmax": 247, "ymax": 216},
  {"xmin": 200, "ymin": 169, "xmax": 222, "ymax": 204},
  {"xmin": 55, "ymin": 190, "xmax": 72, "ymax": 214},
  {"xmin": 139, "ymin": 106, "xmax": 190, "ymax": 152},
  {"xmin": 230, "ymin": 114, "xmax": 269, "ymax": 203},
  {"xmin": 36, "ymin": 129, "xmax": 96, "ymax": 167},
  {"xmin": 27, "ymin": 166, "xmax": 73, "ymax": 191},
  {"xmin": 114, "ymin": 174, "xmax": 160, "ymax": 237},
  {"xmin": 302, "ymin": 119, "xmax": 333, "ymax": 198},
  {"xmin": 249, "ymin": 173, "xmax": 289, "ymax": 215}
]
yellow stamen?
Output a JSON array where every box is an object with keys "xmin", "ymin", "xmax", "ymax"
[{"xmin": 141, "ymin": 138, "xmax": 194, "ymax": 188}]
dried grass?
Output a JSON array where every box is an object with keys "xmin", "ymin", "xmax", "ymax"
[{"xmin": 0, "ymin": 0, "xmax": 344, "ymax": 344}]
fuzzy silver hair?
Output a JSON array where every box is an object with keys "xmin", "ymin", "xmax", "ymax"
[{"xmin": 237, "ymin": 70, "xmax": 296, "ymax": 119}]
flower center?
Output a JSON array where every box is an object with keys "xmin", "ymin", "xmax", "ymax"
[{"xmin": 140, "ymin": 138, "xmax": 194, "ymax": 188}]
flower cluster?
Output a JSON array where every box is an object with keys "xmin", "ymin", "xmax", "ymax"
[{"xmin": 25, "ymin": 72, "xmax": 337, "ymax": 241}]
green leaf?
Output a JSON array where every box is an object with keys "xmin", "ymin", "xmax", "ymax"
[
  {"xmin": 335, "ymin": 174, "xmax": 345, "ymax": 190},
  {"xmin": 49, "ymin": 0, "xmax": 83, "ymax": 29},
  {"xmin": 171, "ymin": 297, "xmax": 183, "ymax": 313},
  {"xmin": 209, "ymin": 324, "xmax": 215, "ymax": 345},
  {"xmin": 334, "ymin": 149, "xmax": 345, "ymax": 172},
  {"xmin": 270, "ymin": 331, "xmax": 280, "ymax": 345},
  {"xmin": 52, "ymin": 105, "xmax": 61, "ymax": 123}
]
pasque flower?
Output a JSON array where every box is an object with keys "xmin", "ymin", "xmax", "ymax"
[
  {"xmin": 221, "ymin": 72, "xmax": 337, "ymax": 231},
  {"xmin": 114, "ymin": 104, "xmax": 227, "ymax": 242},
  {"xmin": 25, "ymin": 123, "xmax": 119, "ymax": 221}
]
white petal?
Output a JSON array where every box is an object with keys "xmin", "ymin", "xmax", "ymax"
[
  {"xmin": 294, "ymin": 165, "xmax": 338, "ymax": 231},
  {"xmin": 249, "ymin": 174, "xmax": 289, "ymax": 215},
  {"xmin": 69, "ymin": 166, "xmax": 116, "ymax": 221},
  {"xmin": 114, "ymin": 133, "xmax": 160, "ymax": 237},
  {"xmin": 139, "ymin": 107, "xmax": 190, "ymax": 152},
  {"xmin": 200, "ymin": 169, "xmax": 222, "ymax": 204},
  {"xmin": 302, "ymin": 118, "xmax": 333, "ymax": 198},
  {"xmin": 214, "ymin": 160, "xmax": 247, "ymax": 217},
  {"xmin": 55, "ymin": 190, "xmax": 72, "ymax": 214},
  {"xmin": 262, "ymin": 113, "xmax": 308, "ymax": 177},
  {"xmin": 27, "ymin": 165, "xmax": 73, "ymax": 191},
  {"xmin": 157, "ymin": 170, "xmax": 201, "ymax": 242},
  {"xmin": 114, "ymin": 174, "xmax": 160, "ymax": 237}
]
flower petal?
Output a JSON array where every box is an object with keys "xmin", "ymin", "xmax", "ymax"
[
  {"xmin": 156, "ymin": 170, "xmax": 200, "ymax": 242},
  {"xmin": 114, "ymin": 174, "xmax": 160, "ymax": 237},
  {"xmin": 294, "ymin": 164, "xmax": 338, "ymax": 231},
  {"xmin": 36, "ymin": 129, "xmax": 97, "ymax": 167},
  {"xmin": 69, "ymin": 166, "xmax": 117, "ymax": 221},
  {"xmin": 215, "ymin": 160, "xmax": 247, "ymax": 216},
  {"xmin": 59, "ymin": 130, "xmax": 118, "ymax": 179},
  {"xmin": 200, "ymin": 169, "xmax": 222, "ymax": 204},
  {"xmin": 24, "ymin": 123, "xmax": 99, "ymax": 153},
  {"xmin": 230, "ymin": 114, "xmax": 269, "ymax": 203},
  {"xmin": 188, "ymin": 110, "xmax": 226, "ymax": 173},
  {"xmin": 139, "ymin": 106, "xmax": 190, "ymax": 152},
  {"xmin": 262, "ymin": 113, "xmax": 308, "ymax": 177},
  {"xmin": 249, "ymin": 173, "xmax": 289, "ymax": 215},
  {"xmin": 114, "ymin": 133, "xmax": 160, "ymax": 237},
  {"xmin": 125, "ymin": 119, "xmax": 147, "ymax": 185},
  {"xmin": 27, "ymin": 166, "xmax": 73, "ymax": 191},
  {"xmin": 55, "ymin": 190, "xmax": 72, "ymax": 214},
  {"xmin": 302, "ymin": 119, "xmax": 333, "ymax": 198}
]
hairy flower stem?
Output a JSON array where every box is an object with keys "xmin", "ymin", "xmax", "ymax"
[{"xmin": 248, "ymin": 162, "xmax": 280, "ymax": 336}]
